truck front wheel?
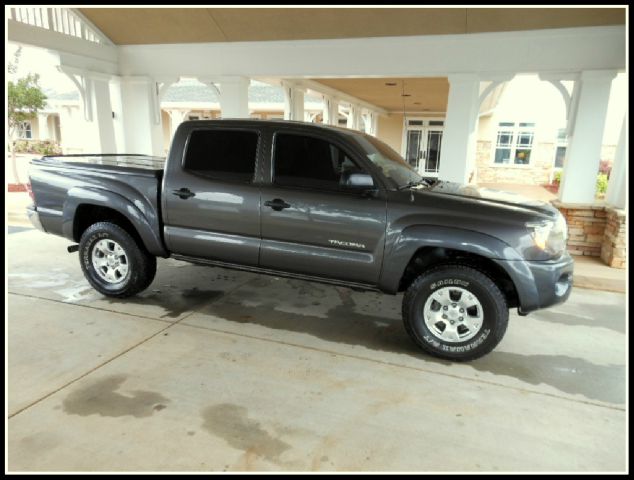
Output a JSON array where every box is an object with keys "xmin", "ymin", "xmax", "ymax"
[
  {"xmin": 79, "ymin": 222, "xmax": 157, "ymax": 298},
  {"xmin": 402, "ymin": 265, "xmax": 508, "ymax": 361}
]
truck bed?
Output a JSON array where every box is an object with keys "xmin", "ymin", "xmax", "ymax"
[{"xmin": 28, "ymin": 154, "xmax": 166, "ymax": 255}]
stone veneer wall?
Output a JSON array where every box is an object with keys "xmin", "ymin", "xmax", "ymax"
[
  {"xmin": 551, "ymin": 202, "xmax": 627, "ymax": 269},
  {"xmin": 476, "ymin": 141, "xmax": 555, "ymax": 185},
  {"xmin": 600, "ymin": 208, "xmax": 627, "ymax": 268},
  {"xmin": 551, "ymin": 201, "xmax": 607, "ymax": 257}
]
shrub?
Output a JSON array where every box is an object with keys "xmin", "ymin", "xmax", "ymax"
[
  {"xmin": 596, "ymin": 173, "xmax": 609, "ymax": 195},
  {"xmin": 13, "ymin": 139, "xmax": 62, "ymax": 155},
  {"xmin": 598, "ymin": 160, "xmax": 612, "ymax": 177},
  {"xmin": 552, "ymin": 171, "xmax": 609, "ymax": 198}
]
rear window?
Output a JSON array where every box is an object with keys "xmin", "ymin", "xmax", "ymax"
[{"xmin": 183, "ymin": 129, "xmax": 259, "ymax": 182}]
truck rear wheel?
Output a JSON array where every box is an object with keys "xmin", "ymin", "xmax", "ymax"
[
  {"xmin": 402, "ymin": 265, "xmax": 508, "ymax": 361},
  {"xmin": 79, "ymin": 222, "xmax": 156, "ymax": 298}
]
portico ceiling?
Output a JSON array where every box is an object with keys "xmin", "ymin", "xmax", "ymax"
[
  {"xmin": 311, "ymin": 78, "xmax": 449, "ymax": 114},
  {"xmin": 79, "ymin": 8, "xmax": 625, "ymax": 45}
]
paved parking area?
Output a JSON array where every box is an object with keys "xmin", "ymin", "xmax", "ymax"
[{"xmin": 7, "ymin": 228, "xmax": 627, "ymax": 472}]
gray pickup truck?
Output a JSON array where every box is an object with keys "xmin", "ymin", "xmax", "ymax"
[{"xmin": 27, "ymin": 119, "xmax": 574, "ymax": 361}]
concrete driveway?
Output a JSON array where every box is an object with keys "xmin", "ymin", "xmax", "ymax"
[{"xmin": 7, "ymin": 227, "xmax": 627, "ymax": 472}]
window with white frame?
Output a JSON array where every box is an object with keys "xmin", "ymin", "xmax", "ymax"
[
  {"xmin": 494, "ymin": 122, "xmax": 535, "ymax": 165},
  {"xmin": 18, "ymin": 120, "xmax": 32, "ymax": 139},
  {"xmin": 553, "ymin": 128, "xmax": 567, "ymax": 169}
]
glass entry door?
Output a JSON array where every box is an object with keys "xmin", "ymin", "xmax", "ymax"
[{"xmin": 404, "ymin": 119, "xmax": 444, "ymax": 177}]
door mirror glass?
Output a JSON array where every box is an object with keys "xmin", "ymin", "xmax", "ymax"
[{"xmin": 341, "ymin": 172, "xmax": 375, "ymax": 189}]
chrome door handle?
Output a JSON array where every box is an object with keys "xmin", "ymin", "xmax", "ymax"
[
  {"xmin": 264, "ymin": 198, "xmax": 291, "ymax": 211},
  {"xmin": 172, "ymin": 188, "xmax": 195, "ymax": 199}
]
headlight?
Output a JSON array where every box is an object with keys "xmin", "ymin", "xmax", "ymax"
[{"xmin": 526, "ymin": 214, "xmax": 567, "ymax": 257}]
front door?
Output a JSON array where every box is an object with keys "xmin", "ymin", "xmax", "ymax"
[
  {"xmin": 259, "ymin": 131, "xmax": 387, "ymax": 285},
  {"xmin": 405, "ymin": 119, "xmax": 444, "ymax": 178}
]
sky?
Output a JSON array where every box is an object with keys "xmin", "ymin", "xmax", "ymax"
[{"xmin": 8, "ymin": 42, "xmax": 627, "ymax": 144}]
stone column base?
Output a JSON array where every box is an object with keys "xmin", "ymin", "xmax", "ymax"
[
  {"xmin": 600, "ymin": 207, "xmax": 627, "ymax": 269},
  {"xmin": 551, "ymin": 201, "xmax": 607, "ymax": 257}
]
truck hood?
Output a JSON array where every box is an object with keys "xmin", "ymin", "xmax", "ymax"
[{"xmin": 424, "ymin": 181, "xmax": 557, "ymax": 217}]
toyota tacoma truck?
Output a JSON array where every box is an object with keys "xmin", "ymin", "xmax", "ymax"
[{"xmin": 26, "ymin": 120, "xmax": 574, "ymax": 361}]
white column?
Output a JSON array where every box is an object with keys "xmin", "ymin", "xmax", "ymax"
[
  {"xmin": 355, "ymin": 108, "xmax": 363, "ymax": 131},
  {"xmin": 438, "ymin": 73, "xmax": 480, "ymax": 184},
  {"xmin": 605, "ymin": 116, "xmax": 626, "ymax": 209},
  {"xmin": 362, "ymin": 112, "xmax": 377, "ymax": 135},
  {"xmin": 346, "ymin": 106, "xmax": 355, "ymax": 129},
  {"xmin": 119, "ymin": 77, "xmax": 165, "ymax": 155},
  {"xmin": 108, "ymin": 80, "xmax": 126, "ymax": 153},
  {"xmin": 558, "ymin": 70, "xmax": 617, "ymax": 204},
  {"xmin": 346, "ymin": 105, "xmax": 362, "ymax": 130},
  {"xmin": 167, "ymin": 109, "xmax": 189, "ymax": 139},
  {"xmin": 367, "ymin": 112, "xmax": 379, "ymax": 136},
  {"xmin": 283, "ymin": 83, "xmax": 305, "ymax": 121},
  {"xmin": 57, "ymin": 106, "xmax": 78, "ymax": 153},
  {"xmin": 37, "ymin": 114, "xmax": 50, "ymax": 141},
  {"xmin": 58, "ymin": 67, "xmax": 118, "ymax": 153},
  {"xmin": 89, "ymin": 77, "xmax": 117, "ymax": 153},
  {"xmin": 217, "ymin": 76, "xmax": 249, "ymax": 118},
  {"xmin": 322, "ymin": 96, "xmax": 339, "ymax": 126}
]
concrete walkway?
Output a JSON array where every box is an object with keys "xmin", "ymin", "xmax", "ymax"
[
  {"xmin": 7, "ymin": 229, "xmax": 627, "ymax": 472},
  {"xmin": 477, "ymin": 182, "xmax": 557, "ymax": 202}
]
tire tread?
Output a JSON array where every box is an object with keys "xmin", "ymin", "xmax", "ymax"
[
  {"xmin": 79, "ymin": 222, "xmax": 156, "ymax": 298},
  {"xmin": 402, "ymin": 264, "xmax": 508, "ymax": 361}
]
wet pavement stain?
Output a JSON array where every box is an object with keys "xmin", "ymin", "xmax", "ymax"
[
  {"xmin": 533, "ymin": 305, "xmax": 625, "ymax": 334},
  {"xmin": 19, "ymin": 432, "xmax": 60, "ymax": 452},
  {"xmin": 104, "ymin": 288, "xmax": 224, "ymax": 318},
  {"xmin": 196, "ymin": 278, "xmax": 436, "ymax": 360},
  {"xmin": 470, "ymin": 352, "xmax": 625, "ymax": 404},
  {"xmin": 194, "ymin": 278, "xmax": 625, "ymax": 404},
  {"xmin": 63, "ymin": 375, "xmax": 170, "ymax": 418},
  {"xmin": 201, "ymin": 403, "xmax": 290, "ymax": 462}
]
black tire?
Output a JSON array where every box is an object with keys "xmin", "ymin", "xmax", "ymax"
[
  {"xmin": 79, "ymin": 222, "xmax": 157, "ymax": 298},
  {"xmin": 402, "ymin": 264, "xmax": 508, "ymax": 361}
]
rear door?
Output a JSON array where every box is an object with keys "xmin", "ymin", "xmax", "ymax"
[
  {"xmin": 259, "ymin": 130, "xmax": 388, "ymax": 284},
  {"xmin": 163, "ymin": 126, "xmax": 261, "ymax": 265}
]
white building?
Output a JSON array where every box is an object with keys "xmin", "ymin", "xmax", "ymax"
[{"xmin": 7, "ymin": 6, "xmax": 627, "ymax": 266}]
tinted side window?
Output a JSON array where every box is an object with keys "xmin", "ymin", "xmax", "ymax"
[
  {"xmin": 183, "ymin": 129, "xmax": 258, "ymax": 182},
  {"xmin": 273, "ymin": 134, "xmax": 369, "ymax": 190}
]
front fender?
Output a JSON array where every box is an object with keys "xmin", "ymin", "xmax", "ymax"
[
  {"xmin": 378, "ymin": 225, "xmax": 532, "ymax": 294},
  {"xmin": 62, "ymin": 186, "xmax": 167, "ymax": 256}
]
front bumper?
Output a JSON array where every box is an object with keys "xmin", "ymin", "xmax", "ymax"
[
  {"xmin": 26, "ymin": 205, "xmax": 45, "ymax": 232},
  {"xmin": 495, "ymin": 252, "xmax": 574, "ymax": 315},
  {"xmin": 520, "ymin": 252, "xmax": 574, "ymax": 314}
]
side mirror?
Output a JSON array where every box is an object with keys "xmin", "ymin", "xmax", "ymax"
[
  {"xmin": 343, "ymin": 172, "xmax": 379, "ymax": 198},
  {"xmin": 343, "ymin": 172, "xmax": 375, "ymax": 188}
]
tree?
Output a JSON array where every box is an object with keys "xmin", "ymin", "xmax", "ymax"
[{"xmin": 7, "ymin": 47, "xmax": 47, "ymax": 185}]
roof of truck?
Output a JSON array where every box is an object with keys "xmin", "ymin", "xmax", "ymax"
[{"xmin": 181, "ymin": 118, "xmax": 365, "ymax": 137}]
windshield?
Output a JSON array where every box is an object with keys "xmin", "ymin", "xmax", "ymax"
[{"xmin": 354, "ymin": 134, "xmax": 424, "ymax": 189}]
